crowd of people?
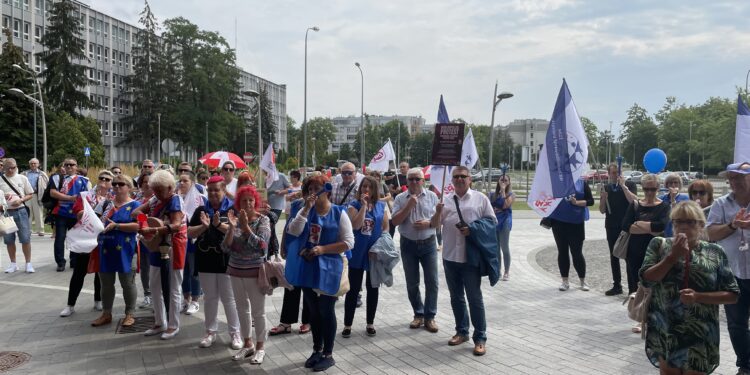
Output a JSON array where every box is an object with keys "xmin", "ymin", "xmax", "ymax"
[{"xmin": 2, "ymin": 154, "xmax": 750, "ymax": 374}]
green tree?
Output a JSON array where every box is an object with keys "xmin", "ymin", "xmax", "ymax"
[
  {"xmin": 0, "ymin": 28, "xmax": 36, "ymax": 162},
  {"xmin": 38, "ymin": 0, "xmax": 94, "ymax": 114},
  {"xmin": 303, "ymin": 117, "xmax": 336, "ymax": 167},
  {"xmin": 378, "ymin": 120, "xmax": 411, "ymax": 163},
  {"xmin": 409, "ymin": 132, "xmax": 434, "ymax": 166},
  {"xmin": 245, "ymin": 85, "xmax": 276, "ymax": 156},
  {"xmin": 352, "ymin": 122, "xmax": 380, "ymax": 165},
  {"xmin": 339, "ymin": 143, "xmax": 354, "ymax": 161},
  {"xmin": 621, "ymin": 104, "xmax": 659, "ymax": 170},
  {"xmin": 46, "ymin": 112, "xmax": 105, "ymax": 167},
  {"xmin": 580, "ymin": 117, "xmax": 600, "ymax": 167}
]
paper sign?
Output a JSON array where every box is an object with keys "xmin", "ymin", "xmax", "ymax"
[{"xmin": 430, "ymin": 123, "xmax": 465, "ymax": 166}]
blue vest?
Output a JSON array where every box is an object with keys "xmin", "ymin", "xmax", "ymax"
[
  {"xmin": 548, "ymin": 179, "xmax": 589, "ymax": 224},
  {"xmin": 349, "ymin": 200, "xmax": 384, "ymax": 270}
]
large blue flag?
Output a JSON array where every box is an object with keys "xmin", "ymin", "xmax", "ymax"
[
  {"xmin": 735, "ymin": 94, "xmax": 750, "ymax": 163},
  {"xmin": 437, "ymin": 95, "xmax": 450, "ymax": 123},
  {"xmin": 528, "ymin": 79, "xmax": 589, "ymax": 216}
]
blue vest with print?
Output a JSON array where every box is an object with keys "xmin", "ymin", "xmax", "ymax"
[
  {"xmin": 548, "ymin": 179, "xmax": 589, "ymax": 224},
  {"xmin": 349, "ymin": 200, "xmax": 384, "ymax": 270}
]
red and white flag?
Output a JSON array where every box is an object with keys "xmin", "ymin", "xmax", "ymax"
[
  {"xmin": 260, "ymin": 143, "xmax": 279, "ymax": 189},
  {"xmin": 368, "ymin": 139, "xmax": 396, "ymax": 172}
]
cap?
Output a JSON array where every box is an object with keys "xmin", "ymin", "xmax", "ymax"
[
  {"xmin": 206, "ymin": 176, "xmax": 225, "ymax": 184},
  {"xmin": 719, "ymin": 162, "xmax": 750, "ymax": 178}
]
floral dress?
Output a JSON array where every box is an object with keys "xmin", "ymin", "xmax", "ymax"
[{"xmin": 639, "ymin": 237, "xmax": 739, "ymax": 373}]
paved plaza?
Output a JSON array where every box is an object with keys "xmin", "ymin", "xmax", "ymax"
[{"xmin": 0, "ymin": 211, "xmax": 740, "ymax": 374}]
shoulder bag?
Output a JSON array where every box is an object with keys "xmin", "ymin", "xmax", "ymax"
[
  {"xmin": 613, "ymin": 200, "xmax": 639, "ymax": 260},
  {"xmin": 1, "ymin": 175, "xmax": 30, "ymax": 217},
  {"xmin": 626, "ymin": 237, "xmax": 665, "ymax": 338},
  {"xmin": 0, "ymin": 212, "xmax": 18, "ymax": 236}
]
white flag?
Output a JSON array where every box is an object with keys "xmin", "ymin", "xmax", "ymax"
[
  {"xmin": 260, "ymin": 143, "xmax": 279, "ymax": 189},
  {"xmin": 183, "ymin": 184, "xmax": 205, "ymax": 220},
  {"xmin": 368, "ymin": 140, "xmax": 396, "ymax": 172},
  {"xmin": 461, "ymin": 128, "xmax": 479, "ymax": 169},
  {"xmin": 735, "ymin": 95, "xmax": 750, "ymax": 163},
  {"xmin": 429, "ymin": 165, "xmax": 455, "ymax": 195}
]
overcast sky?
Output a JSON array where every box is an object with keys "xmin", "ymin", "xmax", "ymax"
[{"xmin": 91, "ymin": 0, "xmax": 750, "ymax": 135}]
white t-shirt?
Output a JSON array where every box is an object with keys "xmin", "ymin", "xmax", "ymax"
[
  {"xmin": 439, "ymin": 189, "xmax": 496, "ymax": 263},
  {"xmin": 226, "ymin": 178, "xmax": 238, "ymax": 196},
  {"xmin": 0, "ymin": 174, "xmax": 33, "ymax": 209}
]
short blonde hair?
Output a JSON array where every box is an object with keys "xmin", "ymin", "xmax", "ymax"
[
  {"xmin": 149, "ymin": 169, "xmax": 176, "ymax": 190},
  {"xmin": 641, "ymin": 173, "xmax": 659, "ymax": 187},
  {"xmin": 670, "ymin": 200, "xmax": 706, "ymax": 226},
  {"xmin": 113, "ymin": 174, "xmax": 134, "ymax": 189}
]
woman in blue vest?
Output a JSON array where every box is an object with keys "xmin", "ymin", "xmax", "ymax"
[
  {"xmin": 491, "ymin": 175, "xmax": 514, "ymax": 281},
  {"xmin": 342, "ymin": 176, "xmax": 390, "ymax": 338},
  {"xmin": 286, "ymin": 175, "xmax": 354, "ymax": 372},
  {"xmin": 548, "ymin": 178, "xmax": 594, "ymax": 291}
]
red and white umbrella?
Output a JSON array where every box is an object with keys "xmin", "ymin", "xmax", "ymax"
[
  {"xmin": 422, "ymin": 165, "xmax": 432, "ymax": 179},
  {"xmin": 198, "ymin": 151, "xmax": 247, "ymax": 169}
]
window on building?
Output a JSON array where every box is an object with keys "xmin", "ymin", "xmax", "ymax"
[
  {"xmin": 103, "ymin": 72, "xmax": 108, "ymax": 87},
  {"xmin": 23, "ymin": 22, "xmax": 30, "ymax": 40},
  {"xmin": 88, "ymin": 69, "xmax": 94, "ymax": 79},
  {"xmin": 44, "ymin": 0, "xmax": 50, "ymax": 16},
  {"xmin": 22, "ymin": 0, "xmax": 28, "ymax": 10},
  {"xmin": 88, "ymin": 42, "xmax": 94, "ymax": 59},
  {"xmin": 125, "ymin": 54, "xmax": 129, "ymax": 68},
  {"xmin": 119, "ymin": 52, "xmax": 124, "ymax": 66},
  {"xmin": 530, "ymin": 133, "xmax": 534, "ymax": 139},
  {"xmin": 96, "ymin": 71, "xmax": 101, "ymax": 85},
  {"xmin": 530, "ymin": 141, "xmax": 534, "ymax": 147},
  {"xmin": 96, "ymin": 19, "xmax": 102, "ymax": 34},
  {"xmin": 89, "ymin": 94, "xmax": 94, "ymax": 103},
  {"xmin": 13, "ymin": 0, "xmax": 19, "ymax": 7},
  {"xmin": 104, "ymin": 22, "xmax": 109, "ymax": 38},
  {"xmin": 13, "ymin": 19, "xmax": 20, "ymax": 38},
  {"xmin": 88, "ymin": 16, "xmax": 94, "ymax": 32},
  {"xmin": 23, "ymin": 52, "xmax": 30, "ymax": 65},
  {"xmin": 79, "ymin": 14, "xmax": 85, "ymax": 28},
  {"xmin": 2, "ymin": 16, "xmax": 9, "ymax": 30},
  {"xmin": 34, "ymin": 55, "xmax": 41, "ymax": 72},
  {"xmin": 34, "ymin": 0, "xmax": 41, "ymax": 13},
  {"xmin": 104, "ymin": 96, "xmax": 109, "ymax": 112},
  {"xmin": 119, "ymin": 76, "xmax": 124, "ymax": 90},
  {"xmin": 96, "ymin": 45, "xmax": 101, "ymax": 60},
  {"xmin": 3, "ymin": 0, "xmax": 10, "ymax": 5},
  {"xmin": 112, "ymin": 73, "xmax": 117, "ymax": 87},
  {"xmin": 34, "ymin": 25, "xmax": 42, "ymax": 42},
  {"xmin": 125, "ymin": 30, "xmax": 130, "ymax": 44},
  {"xmin": 104, "ymin": 47, "xmax": 108, "ymax": 62},
  {"xmin": 119, "ymin": 100, "xmax": 124, "ymax": 114}
]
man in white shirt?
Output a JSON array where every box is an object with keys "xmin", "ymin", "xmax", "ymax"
[
  {"xmin": 432, "ymin": 166, "xmax": 496, "ymax": 356},
  {"xmin": 0, "ymin": 158, "xmax": 35, "ymax": 273},
  {"xmin": 391, "ymin": 168, "xmax": 440, "ymax": 333},
  {"xmin": 22, "ymin": 158, "xmax": 48, "ymax": 236}
]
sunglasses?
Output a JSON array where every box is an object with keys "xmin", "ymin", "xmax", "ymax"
[
  {"xmin": 341, "ymin": 171, "xmax": 354, "ymax": 176},
  {"xmin": 64, "ymin": 163, "xmax": 77, "ymax": 167},
  {"xmin": 223, "ymin": 167, "xmax": 235, "ymax": 172},
  {"xmin": 207, "ymin": 188, "xmax": 222, "ymax": 193},
  {"xmin": 452, "ymin": 175, "xmax": 469, "ymax": 180},
  {"xmin": 178, "ymin": 169, "xmax": 190, "ymax": 173},
  {"xmin": 691, "ymin": 191, "xmax": 707, "ymax": 196},
  {"xmin": 408, "ymin": 177, "xmax": 423, "ymax": 182},
  {"xmin": 98, "ymin": 177, "xmax": 112, "ymax": 182},
  {"xmin": 673, "ymin": 219, "xmax": 698, "ymax": 226},
  {"xmin": 199, "ymin": 176, "xmax": 209, "ymax": 180},
  {"xmin": 142, "ymin": 165, "xmax": 154, "ymax": 169},
  {"xmin": 112, "ymin": 182, "xmax": 127, "ymax": 187},
  {"xmin": 643, "ymin": 187, "xmax": 658, "ymax": 192}
]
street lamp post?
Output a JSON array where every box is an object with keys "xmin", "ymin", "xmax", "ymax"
[
  {"xmin": 243, "ymin": 90, "xmax": 263, "ymax": 187},
  {"xmin": 303, "ymin": 26, "xmax": 319, "ymax": 169},
  {"xmin": 607, "ymin": 121, "xmax": 612, "ymax": 166},
  {"xmin": 746, "ymin": 69, "xmax": 750, "ymax": 93},
  {"xmin": 157, "ymin": 113, "xmax": 161, "ymax": 163},
  {"xmin": 355, "ymin": 62, "xmax": 364, "ymax": 169},
  {"xmin": 11, "ymin": 64, "xmax": 47, "ymax": 171},
  {"xmin": 688, "ymin": 122, "xmax": 693, "ymax": 172},
  {"xmin": 486, "ymin": 81, "xmax": 513, "ymax": 195}
]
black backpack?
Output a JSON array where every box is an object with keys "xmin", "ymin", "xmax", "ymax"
[{"xmin": 41, "ymin": 173, "xmax": 64, "ymax": 210}]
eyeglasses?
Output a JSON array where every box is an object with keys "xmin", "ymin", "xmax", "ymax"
[
  {"xmin": 64, "ymin": 163, "xmax": 77, "ymax": 167},
  {"xmin": 222, "ymin": 167, "xmax": 235, "ymax": 172},
  {"xmin": 199, "ymin": 176, "xmax": 209, "ymax": 181},
  {"xmin": 643, "ymin": 187, "xmax": 658, "ymax": 192},
  {"xmin": 673, "ymin": 219, "xmax": 698, "ymax": 226},
  {"xmin": 452, "ymin": 175, "xmax": 469, "ymax": 180},
  {"xmin": 98, "ymin": 177, "xmax": 112, "ymax": 182},
  {"xmin": 341, "ymin": 171, "xmax": 354, "ymax": 176},
  {"xmin": 178, "ymin": 169, "xmax": 190, "ymax": 173},
  {"xmin": 142, "ymin": 165, "xmax": 154, "ymax": 169},
  {"xmin": 112, "ymin": 182, "xmax": 127, "ymax": 187},
  {"xmin": 691, "ymin": 191, "xmax": 707, "ymax": 196},
  {"xmin": 408, "ymin": 177, "xmax": 422, "ymax": 182}
]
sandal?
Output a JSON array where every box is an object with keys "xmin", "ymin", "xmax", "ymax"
[
  {"xmin": 299, "ymin": 323, "xmax": 311, "ymax": 334},
  {"xmin": 269, "ymin": 324, "xmax": 292, "ymax": 336}
]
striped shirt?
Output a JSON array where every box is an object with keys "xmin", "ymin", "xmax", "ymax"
[{"xmin": 222, "ymin": 214, "xmax": 271, "ymax": 277}]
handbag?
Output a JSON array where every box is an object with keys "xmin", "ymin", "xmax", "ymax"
[
  {"xmin": 0, "ymin": 213, "xmax": 18, "ymax": 235},
  {"xmin": 626, "ymin": 237, "xmax": 665, "ymax": 338},
  {"xmin": 613, "ymin": 200, "xmax": 639, "ymax": 260}
]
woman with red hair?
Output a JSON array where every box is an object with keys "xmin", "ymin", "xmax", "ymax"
[{"xmin": 222, "ymin": 185, "xmax": 271, "ymax": 364}]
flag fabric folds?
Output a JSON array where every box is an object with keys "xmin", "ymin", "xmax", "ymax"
[
  {"xmin": 368, "ymin": 139, "xmax": 396, "ymax": 172},
  {"xmin": 438, "ymin": 95, "xmax": 450, "ymax": 124},
  {"xmin": 260, "ymin": 143, "xmax": 279, "ymax": 189},
  {"xmin": 528, "ymin": 79, "xmax": 589, "ymax": 217},
  {"xmin": 735, "ymin": 94, "xmax": 750, "ymax": 163},
  {"xmin": 461, "ymin": 128, "xmax": 479, "ymax": 169}
]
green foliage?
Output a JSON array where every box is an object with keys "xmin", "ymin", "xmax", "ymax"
[
  {"xmin": 338, "ymin": 143, "xmax": 354, "ymax": 161},
  {"xmin": 46, "ymin": 112, "xmax": 105, "ymax": 167},
  {"xmin": 621, "ymin": 104, "xmax": 659, "ymax": 170},
  {"xmin": 352, "ymin": 119, "xmax": 411, "ymax": 166},
  {"xmin": 0, "ymin": 28, "xmax": 36, "ymax": 162},
  {"xmin": 38, "ymin": 0, "xmax": 95, "ymax": 114},
  {"xmin": 303, "ymin": 117, "xmax": 336, "ymax": 166},
  {"xmin": 409, "ymin": 133, "xmax": 434, "ymax": 166}
]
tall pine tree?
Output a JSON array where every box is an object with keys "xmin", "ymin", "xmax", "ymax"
[{"xmin": 37, "ymin": 0, "xmax": 94, "ymax": 114}]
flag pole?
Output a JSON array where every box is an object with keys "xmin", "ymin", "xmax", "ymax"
[{"xmin": 440, "ymin": 166, "xmax": 448, "ymax": 203}]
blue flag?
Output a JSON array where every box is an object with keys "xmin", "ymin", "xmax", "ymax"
[
  {"xmin": 736, "ymin": 94, "xmax": 750, "ymax": 163},
  {"xmin": 437, "ymin": 95, "xmax": 450, "ymax": 123}
]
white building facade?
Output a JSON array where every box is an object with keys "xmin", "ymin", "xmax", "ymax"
[{"xmin": 328, "ymin": 114, "xmax": 425, "ymax": 154}]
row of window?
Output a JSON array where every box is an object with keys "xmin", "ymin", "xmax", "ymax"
[
  {"xmin": 2, "ymin": 16, "xmax": 43, "ymax": 41},
  {"xmin": 86, "ymin": 14, "xmax": 132, "ymax": 44},
  {"xmin": 97, "ymin": 121, "xmax": 127, "ymax": 138},
  {"xmin": 89, "ymin": 94, "xmax": 130, "ymax": 115},
  {"xmin": 87, "ymin": 69, "xmax": 127, "ymax": 91},
  {"xmin": 87, "ymin": 42, "xmax": 130, "ymax": 67}
]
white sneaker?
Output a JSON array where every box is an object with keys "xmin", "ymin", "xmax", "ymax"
[
  {"xmin": 60, "ymin": 306, "xmax": 75, "ymax": 317},
  {"xmin": 4, "ymin": 263, "xmax": 18, "ymax": 273},
  {"xmin": 580, "ymin": 280, "xmax": 590, "ymax": 291},
  {"xmin": 185, "ymin": 301, "xmax": 199, "ymax": 315},
  {"xmin": 199, "ymin": 333, "xmax": 216, "ymax": 348},
  {"xmin": 94, "ymin": 301, "xmax": 103, "ymax": 311},
  {"xmin": 144, "ymin": 326, "xmax": 165, "ymax": 337},
  {"xmin": 232, "ymin": 346, "xmax": 255, "ymax": 361},
  {"xmin": 230, "ymin": 332, "xmax": 243, "ymax": 350},
  {"xmin": 160, "ymin": 328, "xmax": 180, "ymax": 340},
  {"xmin": 559, "ymin": 281, "xmax": 570, "ymax": 291},
  {"xmin": 250, "ymin": 349, "xmax": 266, "ymax": 365},
  {"xmin": 138, "ymin": 296, "xmax": 152, "ymax": 309},
  {"xmin": 180, "ymin": 302, "xmax": 189, "ymax": 314},
  {"xmin": 25, "ymin": 263, "xmax": 35, "ymax": 273}
]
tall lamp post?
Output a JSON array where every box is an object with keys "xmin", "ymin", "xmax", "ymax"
[
  {"xmin": 11, "ymin": 64, "xmax": 47, "ymax": 171},
  {"xmin": 303, "ymin": 26, "xmax": 319, "ymax": 169},
  {"xmin": 354, "ymin": 62, "xmax": 364, "ymax": 168},
  {"xmin": 157, "ymin": 113, "xmax": 161, "ymax": 163},
  {"xmin": 688, "ymin": 122, "xmax": 693, "ymax": 172},
  {"xmin": 486, "ymin": 81, "xmax": 513, "ymax": 195},
  {"xmin": 243, "ymin": 90, "xmax": 263, "ymax": 188}
]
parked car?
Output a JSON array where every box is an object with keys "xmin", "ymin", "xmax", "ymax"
[
  {"xmin": 658, "ymin": 171, "xmax": 690, "ymax": 185},
  {"xmin": 624, "ymin": 170, "xmax": 643, "ymax": 184},
  {"xmin": 582, "ymin": 170, "xmax": 608, "ymax": 183}
]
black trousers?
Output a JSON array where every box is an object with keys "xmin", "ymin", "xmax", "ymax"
[
  {"xmin": 303, "ymin": 288, "xmax": 337, "ymax": 355},
  {"xmin": 67, "ymin": 252, "xmax": 101, "ymax": 306},
  {"xmin": 551, "ymin": 220, "xmax": 586, "ymax": 278},
  {"xmin": 344, "ymin": 268, "xmax": 379, "ymax": 326},
  {"xmin": 279, "ymin": 286, "xmax": 310, "ymax": 325},
  {"xmin": 605, "ymin": 227, "xmax": 623, "ymax": 287}
]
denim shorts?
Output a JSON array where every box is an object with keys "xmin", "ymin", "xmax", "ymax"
[{"xmin": 3, "ymin": 208, "xmax": 31, "ymax": 245}]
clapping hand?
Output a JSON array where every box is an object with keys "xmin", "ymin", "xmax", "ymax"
[
  {"xmin": 212, "ymin": 212, "xmax": 221, "ymax": 227},
  {"xmin": 227, "ymin": 210, "xmax": 238, "ymax": 228},
  {"xmin": 239, "ymin": 209, "xmax": 250, "ymax": 234},
  {"xmin": 103, "ymin": 222, "xmax": 117, "ymax": 233},
  {"xmin": 200, "ymin": 211, "xmax": 211, "ymax": 228}
]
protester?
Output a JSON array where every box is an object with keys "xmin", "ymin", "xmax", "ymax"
[
  {"xmin": 287, "ymin": 175, "xmax": 354, "ymax": 371},
  {"xmin": 136, "ymin": 169, "xmax": 187, "ymax": 340},
  {"xmin": 490, "ymin": 175, "xmax": 515, "ymax": 281},
  {"xmin": 392, "ymin": 167, "xmax": 440, "ymax": 332},
  {"xmin": 91, "ymin": 174, "xmax": 140, "ymax": 328},
  {"xmin": 707, "ymin": 162, "xmax": 750, "ymax": 375},
  {"xmin": 177, "ymin": 172, "xmax": 204, "ymax": 316},
  {"xmin": 342, "ymin": 176, "xmax": 390, "ymax": 338},
  {"xmin": 599, "ymin": 163, "xmax": 638, "ymax": 296},
  {"xmin": 0, "ymin": 158, "xmax": 34, "ymax": 273},
  {"xmin": 284, "ymin": 170, "xmax": 303, "ymax": 216},
  {"xmin": 135, "ymin": 172, "xmax": 154, "ymax": 309},
  {"xmin": 432, "ymin": 166, "xmax": 496, "ymax": 356},
  {"xmin": 641, "ymin": 201, "xmax": 738, "ymax": 374},
  {"xmin": 60, "ymin": 171, "xmax": 113, "ymax": 317},
  {"xmin": 222, "ymin": 185, "xmax": 270, "ymax": 364},
  {"xmin": 22, "ymin": 158, "xmax": 48, "ymax": 237},
  {"xmin": 266, "ymin": 170, "xmax": 291, "ymax": 218},
  {"xmin": 110, "ymin": 166, "xmax": 122, "ymax": 176},
  {"xmin": 331, "ymin": 162, "xmax": 359, "ymax": 207},
  {"xmin": 196, "ymin": 171, "xmax": 209, "ymax": 191},
  {"xmin": 50, "ymin": 158, "xmax": 90, "ymax": 271},
  {"xmin": 688, "ymin": 179, "xmax": 715, "ymax": 217},
  {"xmin": 222, "ymin": 161, "xmax": 238, "ymax": 199},
  {"xmin": 547, "ymin": 177, "xmax": 594, "ymax": 291},
  {"xmin": 660, "ymin": 173, "xmax": 691, "ymax": 237},
  {"xmin": 133, "ymin": 159, "xmax": 155, "ymax": 188},
  {"xmin": 187, "ymin": 176, "xmax": 242, "ymax": 350}
]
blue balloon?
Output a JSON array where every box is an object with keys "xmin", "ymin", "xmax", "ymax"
[{"xmin": 643, "ymin": 148, "xmax": 667, "ymax": 173}]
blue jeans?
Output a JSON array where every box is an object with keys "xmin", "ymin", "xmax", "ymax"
[
  {"xmin": 3, "ymin": 208, "xmax": 31, "ymax": 245},
  {"xmin": 443, "ymin": 259, "xmax": 486, "ymax": 343},
  {"xmin": 726, "ymin": 277, "xmax": 750, "ymax": 371},
  {"xmin": 495, "ymin": 226, "xmax": 511, "ymax": 274},
  {"xmin": 181, "ymin": 250, "xmax": 202, "ymax": 298},
  {"xmin": 53, "ymin": 215, "xmax": 77, "ymax": 267},
  {"xmin": 400, "ymin": 236, "xmax": 439, "ymax": 320}
]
